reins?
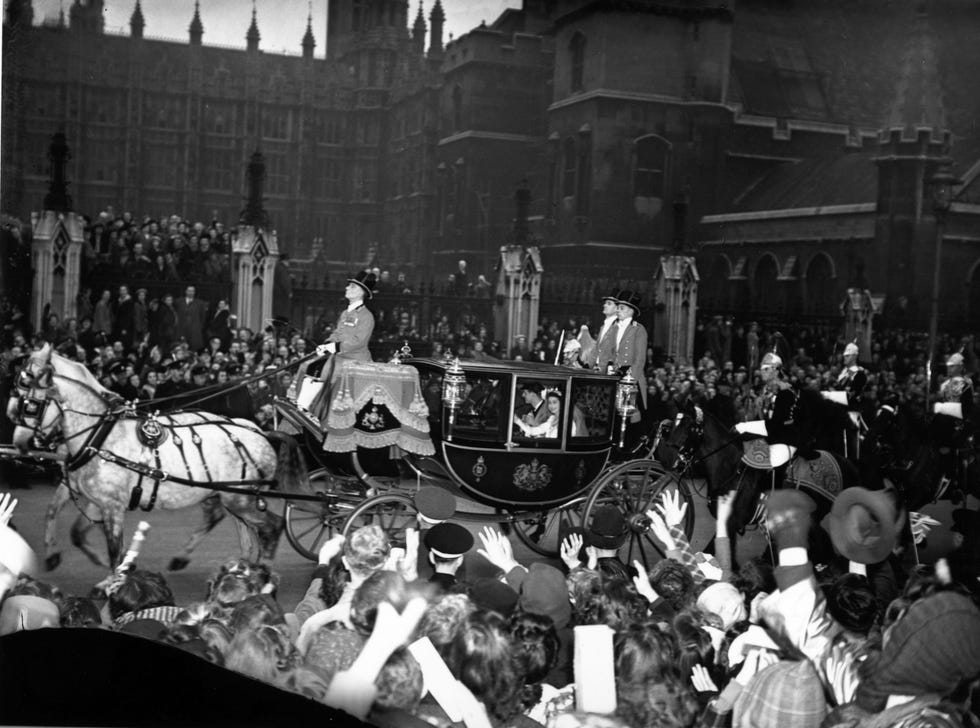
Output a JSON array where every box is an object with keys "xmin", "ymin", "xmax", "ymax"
[{"xmin": 133, "ymin": 353, "xmax": 319, "ymax": 412}]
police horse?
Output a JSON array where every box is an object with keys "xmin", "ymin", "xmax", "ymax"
[{"xmin": 10, "ymin": 344, "xmax": 308, "ymax": 584}]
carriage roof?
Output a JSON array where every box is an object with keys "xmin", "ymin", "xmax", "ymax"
[{"xmin": 405, "ymin": 357, "xmax": 620, "ymax": 382}]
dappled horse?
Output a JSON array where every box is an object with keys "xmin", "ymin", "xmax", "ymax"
[
  {"xmin": 42, "ymin": 483, "xmax": 229, "ymax": 572},
  {"xmin": 663, "ymin": 404, "xmax": 859, "ymax": 534},
  {"xmin": 9, "ymin": 344, "xmax": 308, "ymax": 586}
]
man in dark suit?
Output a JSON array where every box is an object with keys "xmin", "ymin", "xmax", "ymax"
[{"xmin": 173, "ymin": 285, "xmax": 207, "ymax": 351}]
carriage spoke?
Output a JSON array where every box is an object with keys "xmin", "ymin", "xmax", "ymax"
[
  {"xmin": 634, "ymin": 473, "xmax": 674, "ymax": 514},
  {"xmin": 293, "ymin": 518, "xmax": 326, "ymax": 540}
]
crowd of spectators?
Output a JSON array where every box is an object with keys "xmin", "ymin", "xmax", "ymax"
[
  {"xmin": 82, "ymin": 206, "xmax": 233, "ymax": 283},
  {"xmin": 2, "ymin": 473, "xmax": 979, "ymax": 727},
  {"xmin": 2, "ymin": 278, "xmax": 980, "ymax": 725}
]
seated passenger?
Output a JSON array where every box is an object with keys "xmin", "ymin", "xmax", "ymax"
[{"xmin": 513, "ymin": 390, "xmax": 564, "ymax": 439}]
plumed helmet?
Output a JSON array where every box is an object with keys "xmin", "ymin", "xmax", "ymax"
[
  {"xmin": 844, "ymin": 342, "xmax": 859, "ymax": 357},
  {"xmin": 761, "ymin": 351, "xmax": 783, "ymax": 368},
  {"xmin": 947, "ymin": 352, "xmax": 965, "ymax": 368}
]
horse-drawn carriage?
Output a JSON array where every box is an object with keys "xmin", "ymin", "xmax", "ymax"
[
  {"xmin": 277, "ymin": 356, "xmax": 693, "ymax": 567},
  {"xmin": 5, "ymin": 345, "xmax": 693, "ymax": 581}
]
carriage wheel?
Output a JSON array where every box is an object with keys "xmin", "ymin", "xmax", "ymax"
[
  {"xmin": 511, "ymin": 496, "xmax": 588, "ymax": 558},
  {"xmin": 284, "ymin": 469, "xmax": 356, "ymax": 561},
  {"xmin": 582, "ymin": 459, "xmax": 694, "ymax": 571},
  {"xmin": 341, "ymin": 493, "xmax": 418, "ymax": 547}
]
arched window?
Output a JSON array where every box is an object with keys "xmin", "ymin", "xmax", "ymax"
[
  {"xmin": 452, "ymin": 85, "xmax": 463, "ymax": 132},
  {"xmin": 562, "ymin": 137, "xmax": 576, "ymax": 198},
  {"xmin": 570, "ymin": 32, "xmax": 586, "ymax": 92}
]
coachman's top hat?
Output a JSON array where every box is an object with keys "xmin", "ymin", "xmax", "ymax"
[
  {"xmin": 347, "ymin": 270, "xmax": 377, "ymax": 300},
  {"xmin": 602, "ymin": 288, "xmax": 622, "ymax": 304}
]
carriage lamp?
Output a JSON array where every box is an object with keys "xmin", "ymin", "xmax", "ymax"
[
  {"xmin": 442, "ymin": 358, "xmax": 466, "ymax": 442},
  {"xmin": 615, "ymin": 369, "xmax": 639, "ymax": 448}
]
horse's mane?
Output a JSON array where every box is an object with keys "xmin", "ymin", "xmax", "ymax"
[{"xmin": 49, "ymin": 350, "xmax": 111, "ymax": 396}]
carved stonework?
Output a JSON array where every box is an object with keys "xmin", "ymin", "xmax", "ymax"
[
  {"xmin": 30, "ymin": 211, "xmax": 85, "ymax": 325},
  {"xmin": 494, "ymin": 245, "xmax": 543, "ymax": 351},
  {"xmin": 654, "ymin": 256, "xmax": 700, "ymax": 366}
]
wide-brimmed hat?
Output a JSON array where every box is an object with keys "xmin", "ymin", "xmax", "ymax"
[
  {"xmin": 601, "ymin": 289, "xmax": 621, "ymax": 304},
  {"xmin": 347, "ymin": 270, "xmax": 377, "ymax": 299},
  {"xmin": 843, "ymin": 342, "xmax": 859, "ymax": 357},
  {"xmin": 946, "ymin": 352, "xmax": 965, "ymax": 367},
  {"xmin": 615, "ymin": 290, "xmax": 641, "ymax": 316},
  {"xmin": 828, "ymin": 486, "xmax": 905, "ymax": 565}
]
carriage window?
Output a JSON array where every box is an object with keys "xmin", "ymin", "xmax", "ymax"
[
  {"xmin": 569, "ymin": 380, "xmax": 616, "ymax": 441},
  {"xmin": 512, "ymin": 378, "xmax": 565, "ymax": 446},
  {"xmin": 453, "ymin": 373, "xmax": 507, "ymax": 440}
]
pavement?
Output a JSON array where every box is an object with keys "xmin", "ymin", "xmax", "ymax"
[{"xmin": 1, "ymin": 469, "xmax": 963, "ymax": 612}]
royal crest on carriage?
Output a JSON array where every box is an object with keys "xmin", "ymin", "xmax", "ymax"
[
  {"xmin": 513, "ymin": 458, "xmax": 552, "ymax": 491},
  {"xmin": 472, "ymin": 456, "xmax": 487, "ymax": 482},
  {"xmin": 137, "ymin": 414, "xmax": 168, "ymax": 449},
  {"xmin": 360, "ymin": 406, "xmax": 386, "ymax": 431}
]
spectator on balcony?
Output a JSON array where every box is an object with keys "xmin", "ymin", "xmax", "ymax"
[
  {"xmin": 175, "ymin": 286, "xmax": 207, "ymax": 352},
  {"xmin": 454, "ymin": 260, "xmax": 469, "ymax": 296},
  {"xmin": 474, "ymin": 275, "xmax": 492, "ymax": 298},
  {"xmin": 93, "ymin": 289, "xmax": 113, "ymax": 337}
]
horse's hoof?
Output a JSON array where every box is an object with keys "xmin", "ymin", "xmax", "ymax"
[
  {"xmin": 44, "ymin": 553, "xmax": 61, "ymax": 571},
  {"xmin": 168, "ymin": 556, "xmax": 190, "ymax": 571}
]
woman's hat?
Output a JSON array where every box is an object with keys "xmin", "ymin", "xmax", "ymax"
[
  {"xmin": 615, "ymin": 290, "xmax": 641, "ymax": 316},
  {"xmin": 347, "ymin": 270, "xmax": 377, "ymax": 300},
  {"xmin": 828, "ymin": 486, "xmax": 905, "ymax": 565}
]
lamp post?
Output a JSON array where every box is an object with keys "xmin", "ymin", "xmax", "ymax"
[{"xmin": 926, "ymin": 164, "xmax": 959, "ymax": 404}]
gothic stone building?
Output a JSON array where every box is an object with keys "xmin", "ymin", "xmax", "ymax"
[{"xmin": 3, "ymin": 0, "xmax": 980, "ymax": 324}]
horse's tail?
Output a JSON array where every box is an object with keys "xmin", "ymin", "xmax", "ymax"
[{"xmin": 265, "ymin": 431, "xmax": 310, "ymax": 494}]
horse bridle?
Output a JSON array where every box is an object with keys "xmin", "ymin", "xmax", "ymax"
[{"xmin": 11, "ymin": 363, "xmax": 120, "ymax": 449}]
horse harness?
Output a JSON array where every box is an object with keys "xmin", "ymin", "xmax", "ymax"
[{"xmin": 14, "ymin": 364, "xmax": 275, "ymax": 513}]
